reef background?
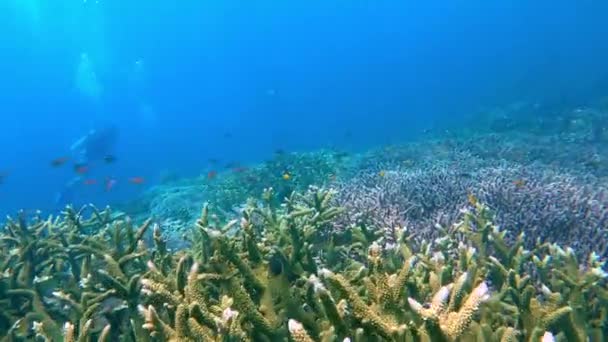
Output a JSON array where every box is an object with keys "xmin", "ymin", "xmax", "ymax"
[{"xmin": 1, "ymin": 0, "xmax": 608, "ymax": 214}]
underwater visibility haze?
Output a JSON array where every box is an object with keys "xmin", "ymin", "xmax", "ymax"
[{"xmin": 0, "ymin": 0, "xmax": 608, "ymax": 341}]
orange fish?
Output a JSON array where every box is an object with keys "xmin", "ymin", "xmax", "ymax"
[
  {"xmin": 51, "ymin": 157, "xmax": 70, "ymax": 167},
  {"xmin": 513, "ymin": 179, "xmax": 526, "ymax": 188},
  {"xmin": 83, "ymin": 179, "xmax": 98, "ymax": 185},
  {"xmin": 207, "ymin": 170, "xmax": 217, "ymax": 180},
  {"xmin": 129, "ymin": 177, "xmax": 145, "ymax": 184}
]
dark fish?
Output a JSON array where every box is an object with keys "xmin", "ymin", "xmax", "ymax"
[
  {"xmin": 334, "ymin": 151, "xmax": 350, "ymax": 160},
  {"xmin": 244, "ymin": 175, "xmax": 258, "ymax": 183},
  {"xmin": 232, "ymin": 167, "xmax": 249, "ymax": 173},
  {"xmin": 274, "ymin": 148, "xmax": 286, "ymax": 155},
  {"xmin": 103, "ymin": 155, "xmax": 117, "ymax": 163},
  {"xmin": 0, "ymin": 172, "xmax": 7, "ymax": 184},
  {"xmin": 208, "ymin": 158, "xmax": 220, "ymax": 164},
  {"xmin": 223, "ymin": 132, "xmax": 233, "ymax": 139},
  {"xmin": 51, "ymin": 157, "xmax": 70, "ymax": 167},
  {"xmin": 268, "ymin": 254, "xmax": 283, "ymax": 276},
  {"xmin": 458, "ymin": 172, "xmax": 473, "ymax": 179}
]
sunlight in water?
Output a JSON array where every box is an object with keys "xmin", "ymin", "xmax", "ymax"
[
  {"xmin": 75, "ymin": 52, "xmax": 103, "ymax": 101},
  {"xmin": 9, "ymin": 0, "xmax": 41, "ymax": 33}
]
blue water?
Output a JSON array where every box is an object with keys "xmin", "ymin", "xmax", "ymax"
[{"xmin": 1, "ymin": 0, "xmax": 607, "ymax": 214}]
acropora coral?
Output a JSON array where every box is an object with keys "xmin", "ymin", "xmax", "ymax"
[{"xmin": 1, "ymin": 186, "xmax": 606, "ymax": 341}]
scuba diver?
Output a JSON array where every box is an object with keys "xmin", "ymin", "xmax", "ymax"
[
  {"xmin": 70, "ymin": 125, "xmax": 118, "ymax": 165},
  {"xmin": 55, "ymin": 125, "xmax": 118, "ymax": 206}
]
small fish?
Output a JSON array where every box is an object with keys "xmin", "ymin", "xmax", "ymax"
[
  {"xmin": 129, "ymin": 177, "xmax": 145, "ymax": 184},
  {"xmin": 403, "ymin": 159, "xmax": 415, "ymax": 167},
  {"xmin": 244, "ymin": 175, "xmax": 258, "ymax": 183},
  {"xmin": 232, "ymin": 167, "xmax": 248, "ymax": 173},
  {"xmin": 378, "ymin": 170, "xmax": 386, "ymax": 177},
  {"xmin": 51, "ymin": 157, "xmax": 70, "ymax": 167},
  {"xmin": 103, "ymin": 155, "xmax": 117, "ymax": 163},
  {"xmin": 83, "ymin": 179, "xmax": 98, "ymax": 185},
  {"xmin": 282, "ymin": 172, "xmax": 291, "ymax": 181},
  {"xmin": 328, "ymin": 173, "xmax": 337, "ymax": 181},
  {"xmin": 513, "ymin": 179, "xmax": 526, "ymax": 188},
  {"xmin": 74, "ymin": 164, "xmax": 89, "ymax": 174},
  {"xmin": 467, "ymin": 193, "xmax": 478, "ymax": 206},
  {"xmin": 207, "ymin": 170, "xmax": 217, "ymax": 180},
  {"xmin": 0, "ymin": 172, "xmax": 7, "ymax": 184},
  {"xmin": 223, "ymin": 132, "xmax": 233, "ymax": 139},
  {"xmin": 268, "ymin": 254, "xmax": 283, "ymax": 276},
  {"xmin": 224, "ymin": 161, "xmax": 240, "ymax": 169},
  {"xmin": 274, "ymin": 149, "xmax": 286, "ymax": 155},
  {"xmin": 208, "ymin": 158, "xmax": 220, "ymax": 164},
  {"xmin": 334, "ymin": 151, "xmax": 350, "ymax": 160},
  {"xmin": 458, "ymin": 172, "xmax": 473, "ymax": 179},
  {"xmin": 105, "ymin": 177, "xmax": 117, "ymax": 191}
]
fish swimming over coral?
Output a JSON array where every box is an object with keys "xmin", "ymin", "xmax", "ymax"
[
  {"xmin": 128, "ymin": 176, "xmax": 145, "ymax": 184},
  {"xmin": 83, "ymin": 178, "xmax": 98, "ymax": 185},
  {"xmin": 50, "ymin": 156, "xmax": 70, "ymax": 167}
]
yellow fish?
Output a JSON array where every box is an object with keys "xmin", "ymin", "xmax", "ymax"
[
  {"xmin": 282, "ymin": 172, "xmax": 291, "ymax": 180},
  {"xmin": 379, "ymin": 170, "xmax": 386, "ymax": 177},
  {"xmin": 467, "ymin": 193, "xmax": 478, "ymax": 206}
]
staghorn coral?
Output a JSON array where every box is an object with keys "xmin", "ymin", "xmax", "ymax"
[
  {"xmin": 135, "ymin": 188, "xmax": 607, "ymax": 341},
  {"xmin": 1, "ymin": 186, "xmax": 606, "ymax": 341},
  {"xmin": 0, "ymin": 205, "xmax": 164, "ymax": 341}
]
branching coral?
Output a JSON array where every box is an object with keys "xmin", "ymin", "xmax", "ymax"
[
  {"xmin": 334, "ymin": 162, "xmax": 608, "ymax": 259},
  {"xmin": 0, "ymin": 206, "xmax": 158, "ymax": 341},
  {"xmin": 1, "ymin": 187, "xmax": 606, "ymax": 341}
]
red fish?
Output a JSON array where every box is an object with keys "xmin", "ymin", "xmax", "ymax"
[
  {"xmin": 74, "ymin": 164, "xmax": 89, "ymax": 174},
  {"xmin": 51, "ymin": 157, "xmax": 70, "ymax": 167},
  {"xmin": 207, "ymin": 170, "xmax": 217, "ymax": 180},
  {"xmin": 129, "ymin": 177, "xmax": 145, "ymax": 184},
  {"xmin": 83, "ymin": 179, "xmax": 98, "ymax": 185},
  {"xmin": 105, "ymin": 177, "xmax": 117, "ymax": 191}
]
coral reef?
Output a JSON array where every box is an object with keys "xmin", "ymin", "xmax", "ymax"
[
  {"xmin": 1, "ymin": 188, "xmax": 606, "ymax": 341},
  {"xmin": 121, "ymin": 108, "xmax": 608, "ymax": 254},
  {"xmin": 123, "ymin": 150, "xmax": 347, "ymax": 249},
  {"xmin": 5, "ymin": 105, "xmax": 606, "ymax": 340},
  {"xmin": 333, "ymin": 162, "xmax": 608, "ymax": 258}
]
